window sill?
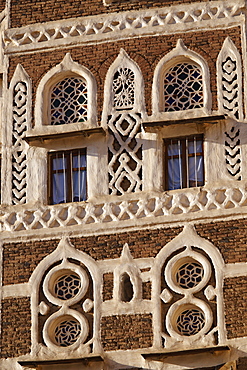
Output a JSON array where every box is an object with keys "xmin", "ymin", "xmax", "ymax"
[
  {"xmin": 143, "ymin": 114, "xmax": 225, "ymax": 130},
  {"xmin": 18, "ymin": 355, "xmax": 104, "ymax": 368},
  {"xmin": 25, "ymin": 126, "xmax": 105, "ymax": 145},
  {"xmin": 141, "ymin": 345, "xmax": 230, "ymax": 361}
]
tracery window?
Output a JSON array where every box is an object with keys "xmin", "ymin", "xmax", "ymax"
[
  {"xmin": 112, "ymin": 67, "xmax": 135, "ymax": 110},
  {"xmin": 50, "ymin": 76, "xmax": 88, "ymax": 125},
  {"xmin": 163, "ymin": 62, "xmax": 203, "ymax": 112}
]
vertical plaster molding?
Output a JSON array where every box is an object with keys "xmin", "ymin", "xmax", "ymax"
[
  {"xmin": 3, "ymin": 64, "xmax": 31, "ymax": 205},
  {"xmin": 217, "ymin": 37, "xmax": 243, "ymax": 121}
]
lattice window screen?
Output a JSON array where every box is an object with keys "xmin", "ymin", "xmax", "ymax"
[
  {"xmin": 217, "ymin": 37, "xmax": 243, "ymax": 121},
  {"xmin": 163, "ymin": 62, "xmax": 203, "ymax": 112},
  {"xmin": 112, "ymin": 67, "xmax": 135, "ymax": 110},
  {"xmin": 50, "ymin": 77, "xmax": 87, "ymax": 125}
]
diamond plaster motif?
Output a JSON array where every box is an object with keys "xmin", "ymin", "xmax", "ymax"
[{"xmin": 160, "ymin": 288, "xmax": 173, "ymax": 303}]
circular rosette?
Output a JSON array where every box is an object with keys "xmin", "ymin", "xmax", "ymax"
[
  {"xmin": 43, "ymin": 309, "xmax": 89, "ymax": 351},
  {"xmin": 165, "ymin": 250, "xmax": 211, "ymax": 294},
  {"xmin": 166, "ymin": 299, "xmax": 213, "ymax": 340},
  {"xmin": 43, "ymin": 261, "xmax": 89, "ymax": 306}
]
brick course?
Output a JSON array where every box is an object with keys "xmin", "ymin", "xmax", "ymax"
[
  {"xmin": 10, "ymin": 0, "xmax": 210, "ymax": 29},
  {"xmin": 3, "ymin": 226, "xmax": 182, "ymax": 285},
  {"xmin": 8, "ymin": 27, "xmax": 241, "ymax": 122},
  {"xmin": 195, "ymin": 218, "xmax": 247, "ymax": 264},
  {"xmin": 101, "ymin": 313, "xmax": 153, "ymax": 350},
  {"xmin": 103, "ymin": 272, "xmax": 114, "ymax": 301},
  {"xmin": 0, "ymin": 297, "xmax": 31, "ymax": 359},
  {"xmin": 223, "ymin": 276, "xmax": 247, "ymax": 339}
]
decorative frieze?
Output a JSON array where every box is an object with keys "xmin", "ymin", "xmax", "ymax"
[
  {"xmin": 1, "ymin": 183, "xmax": 247, "ymax": 233},
  {"xmin": 4, "ymin": 1, "xmax": 244, "ymax": 53}
]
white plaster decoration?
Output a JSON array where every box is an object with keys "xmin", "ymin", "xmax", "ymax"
[
  {"xmin": 29, "ymin": 237, "xmax": 101, "ymax": 356},
  {"xmin": 152, "ymin": 39, "xmax": 211, "ymax": 121},
  {"xmin": 1, "ymin": 184, "xmax": 247, "ymax": 233},
  {"xmin": 34, "ymin": 53, "xmax": 97, "ymax": 136},
  {"xmin": 104, "ymin": 50, "xmax": 145, "ymax": 195},
  {"xmin": 113, "ymin": 243, "xmax": 142, "ymax": 302},
  {"xmin": 217, "ymin": 37, "xmax": 243, "ymax": 121},
  {"xmin": 224, "ymin": 125, "xmax": 242, "ymax": 180},
  {"xmin": 8, "ymin": 64, "xmax": 31, "ymax": 205},
  {"xmin": 151, "ymin": 225, "xmax": 225, "ymax": 350},
  {"xmin": 3, "ymin": 1, "xmax": 245, "ymax": 54},
  {"xmin": 103, "ymin": 49, "xmax": 146, "ymax": 119},
  {"xmin": 108, "ymin": 112, "xmax": 143, "ymax": 195}
]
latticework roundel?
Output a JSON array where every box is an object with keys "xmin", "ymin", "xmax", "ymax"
[
  {"xmin": 50, "ymin": 77, "xmax": 87, "ymax": 125},
  {"xmin": 176, "ymin": 307, "xmax": 205, "ymax": 336},
  {"xmin": 163, "ymin": 62, "xmax": 203, "ymax": 112},
  {"xmin": 54, "ymin": 318, "xmax": 81, "ymax": 347},
  {"xmin": 176, "ymin": 261, "xmax": 204, "ymax": 289},
  {"xmin": 54, "ymin": 273, "xmax": 81, "ymax": 300}
]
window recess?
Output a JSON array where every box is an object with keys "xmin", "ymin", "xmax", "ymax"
[
  {"xmin": 164, "ymin": 135, "xmax": 204, "ymax": 191},
  {"xmin": 48, "ymin": 148, "xmax": 86, "ymax": 205}
]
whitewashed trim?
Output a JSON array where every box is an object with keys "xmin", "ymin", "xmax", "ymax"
[
  {"xmin": 102, "ymin": 49, "xmax": 146, "ymax": 121},
  {"xmin": 217, "ymin": 37, "xmax": 243, "ymax": 121},
  {"xmin": 152, "ymin": 39, "xmax": 211, "ymax": 120},
  {"xmin": 1, "ymin": 183, "xmax": 247, "ymax": 235},
  {"xmin": 2, "ymin": 283, "xmax": 30, "ymax": 298},
  {"xmin": 34, "ymin": 53, "xmax": 97, "ymax": 131},
  {"xmin": 3, "ymin": 0, "xmax": 245, "ymax": 54}
]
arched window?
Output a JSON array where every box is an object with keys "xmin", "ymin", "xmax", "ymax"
[
  {"xmin": 50, "ymin": 76, "xmax": 88, "ymax": 125},
  {"xmin": 152, "ymin": 39, "xmax": 211, "ymax": 118},
  {"xmin": 35, "ymin": 53, "xmax": 97, "ymax": 130},
  {"xmin": 163, "ymin": 62, "xmax": 203, "ymax": 112}
]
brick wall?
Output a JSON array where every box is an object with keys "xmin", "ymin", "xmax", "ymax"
[
  {"xmin": 103, "ymin": 272, "xmax": 114, "ymax": 301},
  {"xmin": 0, "ymin": 297, "xmax": 31, "ymax": 358},
  {"xmin": 10, "ymin": 0, "xmax": 210, "ymax": 29},
  {"xmin": 4, "ymin": 217, "xmax": 247, "ymax": 286},
  {"xmin": 2, "ymin": 226, "xmax": 182, "ymax": 285},
  {"xmin": 237, "ymin": 358, "xmax": 247, "ymax": 369},
  {"xmin": 8, "ymin": 27, "xmax": 241, "ymax": 122},
  {"xmin": 223, "ymin": 277, "xmax": 247, "ymax": 339},
  {"xmin": 101, "ymin": 314, "xmax": 153, "ymax": 350},
  {"xmin": 195, "ymin": 218, "xmax": 247, "ymax": 264}
]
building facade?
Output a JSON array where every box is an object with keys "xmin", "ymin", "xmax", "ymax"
[{"xmin": 1, "ymin": 0, "xmax": 247, "ymax": 369}]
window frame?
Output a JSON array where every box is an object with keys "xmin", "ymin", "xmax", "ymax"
[
  {"xmin": 48, "ymin": 148, "xmax": 87, "ymax": 205},
  {"xmin": 163, "ymin": 134, "xmax": 204, "ymax": 191}
]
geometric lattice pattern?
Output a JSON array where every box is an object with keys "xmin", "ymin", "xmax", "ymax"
[
  {"xmin": 108, "ymin": 112, "xmax": 142, "ymax": 195},
  {"xmin": 225, "ymin": 126, "xmax": 241, "ymax": 180},
  {"xmin": 176, "ymin": 307, "xmax": 205, "ymax": 336},
  {"xmin": 176, "ymin": 261, "xmax": 203, "ymax": 289},
  {"xmin": 54, "ymin": 273, "xmax": 81, "ymax": 300},
  {"xmin": 51, "ymin": 77, "xmax": 87, "ymax": 125},
  {"xmin": 5, "ymin": 3, "xmax": 242, "ymax": 52},
  {"xmin": 113, "ymin": 68, "xmax": 135, "ymax": 110},
  {"xmin": 2, "ymin": 184, "xmax": 247, "ymax": 232},
  {"xmin": 163, "ymin": 63, "xmax": 203, "ymax": 112},
  {"xmin": 54, "ymin": 318, "xmax": 81, "ymax": 347},
  {"xmin": 12, "ymin": 81, "xmax": 28, "ymax": 205}
]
